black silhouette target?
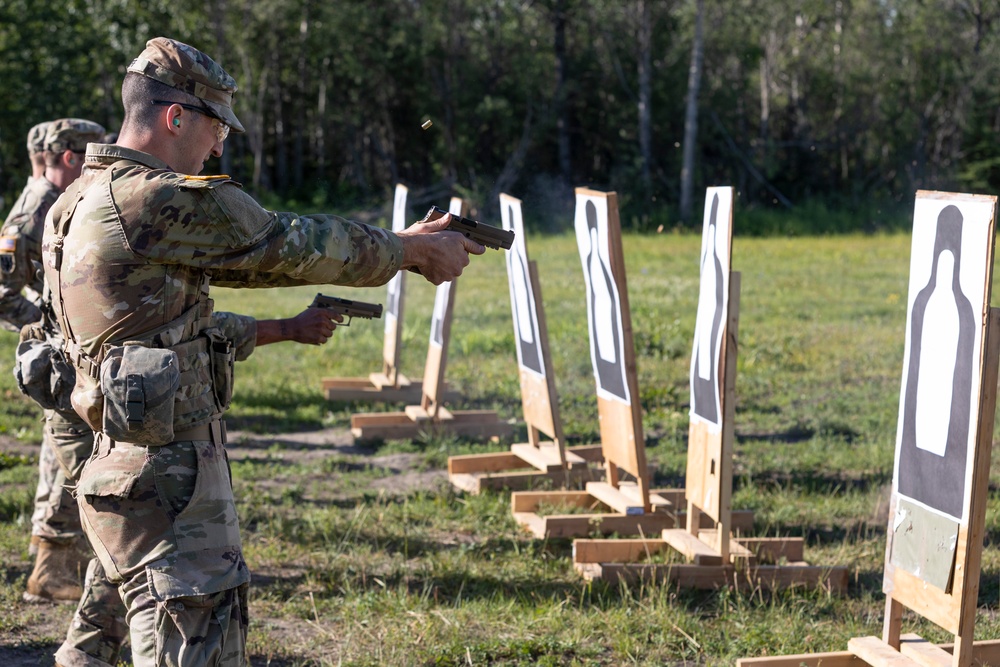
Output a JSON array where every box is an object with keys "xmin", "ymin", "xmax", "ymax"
[
  {"xmin": 503, "ymin": 199, "xmax": 544, "ymax": 376},
  {"xmin": 894, "ymin": 203, "xmax": 989, "ymax": 521},
  {"xmin": 575, "ymin": 194, "xmax": 629, "ymax": 404},
  {"xmin": 689, "ymin": 188, "xmax": 732, "ymax": 430}
]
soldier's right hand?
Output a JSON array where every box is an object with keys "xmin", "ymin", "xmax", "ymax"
[{"xmin": 396, "ymin": 214, "xmax": 485, "ymax": 285}]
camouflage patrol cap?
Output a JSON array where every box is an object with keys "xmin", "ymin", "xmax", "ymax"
[
  {"xmin": 43, "ymin": 118, "xmax": 106, "ymax": 154},
  {"xmin": 127, "ymin": 37, "xmax": 245, "ymax": 133},
  {"xmin": 26, "ymin": 122, "xmax": 50, "ymax": 155}
]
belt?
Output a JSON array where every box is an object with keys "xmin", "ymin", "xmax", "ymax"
[
  {"xmin": 96, "ymin": 419, "xmax": 226, "ymax": 453},
  {"xmin": 174, "ymin": 419, "xmax": 226, "ymax": 444}
]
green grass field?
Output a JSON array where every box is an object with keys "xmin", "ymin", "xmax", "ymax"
[{"xmin": 4, "ymin": 231, "xmax": 1000, "ymax": 665}]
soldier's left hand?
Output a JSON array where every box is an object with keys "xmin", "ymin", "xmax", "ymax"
[{"xmin": 287, "ymin": 307, "xmax": 342, "ymax": 345}]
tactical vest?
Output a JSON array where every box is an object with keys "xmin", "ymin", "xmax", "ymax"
[{"xmin": 46, "ymin": 162, "xmax": 234, "ymax": 444}]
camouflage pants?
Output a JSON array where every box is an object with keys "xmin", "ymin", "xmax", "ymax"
[
  {"xmin": 30, "ymin": 435, "xmax": 58, "ymax": 537},
  {"xmin": 76, "ymin": 429, "xmax": 249, "ymax": 667},
  {"xmin": 55, "ymin": 557, "xmax": 129, "ymax": 667},
  {"xmin": 32, "ymin": 408, "xmax": 94, "ymax": 542}
]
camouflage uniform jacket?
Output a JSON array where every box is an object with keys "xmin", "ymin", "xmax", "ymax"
[
  {"xmin": 42, "ymin": 143, "xmax": 402, "ymax": 427},
  {"xmin": 0, "ymin": 176, "xmax": 59, "ymax": 332}
]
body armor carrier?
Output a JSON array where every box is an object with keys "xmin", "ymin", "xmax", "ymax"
[{"xmin": 46, "ymin": 164, "xmax": 234, "ymax": 444}]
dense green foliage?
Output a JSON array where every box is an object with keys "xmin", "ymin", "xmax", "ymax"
[{"xmin": 2, "ymin": 1, "xmax": 999, "ymax": 230}]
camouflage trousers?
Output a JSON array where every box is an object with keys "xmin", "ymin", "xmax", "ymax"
[
  {"xmin": 32, "ymin": 408, "xmax": 94, "ymax": 541},
  {"xmin": 55, "ymin": 557, "xmax": 129, "ymax": 667},
  {"xmin": 75, "ymin": 426, "xmax": 250, "ymax": 667}
]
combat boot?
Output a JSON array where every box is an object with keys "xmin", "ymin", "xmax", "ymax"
[{"xmin": 23, "ymin": 536, "xmax": 87, "ymax": 604}]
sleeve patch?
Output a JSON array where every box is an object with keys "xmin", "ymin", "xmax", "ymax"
[
  {"xmin": 178, "ymin": 174, "xmax": 240, "ymax": 190},
  {"xmin": 0, "ymin": 236, "xmax": 16, "ymax": 253}
]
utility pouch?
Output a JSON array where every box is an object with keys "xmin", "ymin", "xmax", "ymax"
[
  {"xmin": 101, "ymin": 343, "xmax": 180, "ymax": 445},
  {"xmin": 13, "ymin": 335, "xmax": 75, "ymax": 412},
  {"xmin": 205, "ymin": 328, "xmax": 235, "ymax": 412}
]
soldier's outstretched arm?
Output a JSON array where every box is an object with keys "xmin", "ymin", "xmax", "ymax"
[
  {"xmin": 396, "ymin": 214, "xmax": 485, "ymax": 285},
  {"xmin": 255, "ymin": 307, "xmax": 342, "ymax": 346}
]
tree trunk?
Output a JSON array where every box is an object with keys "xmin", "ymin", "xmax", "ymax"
[
  {"xmin": 679, "ymin": 0, "xmax": 704, "ymax": 223},
  {"xmin": 552, "ymin": 0, "xmax": 571, "ymax": 192},
  {"xmin": 271, "ymin": 49, "xmax": 288, "ymax": 194},
  {"xmin": 294, "ymin": 7, "xmax": 310, "ymax": 192},
  {"xmin": 637, "ymin": 0, "xmax": 653, "ymax": 200},
  {"xmin": 212, "ymin": 0, "xmax": 232, "ymax": 175}
]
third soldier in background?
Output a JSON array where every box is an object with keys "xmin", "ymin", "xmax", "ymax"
[{"xmin": 1, "ymin": 119, "xmax": 104, "ymax": 604}]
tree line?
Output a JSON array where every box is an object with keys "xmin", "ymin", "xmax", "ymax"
[{"xmin": 1, "ymin": 0, "xmax": 998, "ymax": 232}]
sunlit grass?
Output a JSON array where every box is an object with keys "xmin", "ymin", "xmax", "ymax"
[{"xmin": 5, "ymin": 230, "xmax": 1000, "ymax": 664}]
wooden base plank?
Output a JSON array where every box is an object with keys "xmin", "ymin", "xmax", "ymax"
[
  {"xmin": 573, "ymin": 539, "xmax": 669, "ymax": 564},
  {"xmin": 737, "ymin": 636, "xmax": 1000, "ymax": 667},
  {"xmin": 513, "ymin": 510, "xmax": 676, "ymax": 539},
  {"xmin": 736, "ymin": 537, "xmax": 804, "ymax": 563},
  {"xmin": 351, "ymin": 409, "xmax": 512, "ymax": 442},
  {"xmin": 322, "ymin": 376, "xmax": 425, "ymax": 403},
  {"xmin": 576, "ymin": 561, "xmax": 849, "ymax": 593},
  {"xmin": 369, "ymin": 372, "xmax": 413, "ymax": 390},
  {"xmin": 448, "ymin": 451, "xmax": 525, "ymax": 475},
  {"xmin": 511, "ymin": 490, "xmax": 595, "ymax": 513},
  {"xmin": 448, "ymin": 466, "xmax": 601, "ymax": 494},
  {"xmin": 737, "ymin": 651, "xmax": 865, "ymax": 667}
]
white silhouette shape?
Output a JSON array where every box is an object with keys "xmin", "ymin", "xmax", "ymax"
[{"xmin": 915, "ymin": 250, "xmax": 959, "ymax": 456}]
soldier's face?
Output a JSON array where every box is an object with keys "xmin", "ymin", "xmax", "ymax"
[{"xmin": 179, "ymin": 112, "xmax": 225, "ymax": 175}]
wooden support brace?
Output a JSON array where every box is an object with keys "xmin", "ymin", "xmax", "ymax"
[
  {"xmin": 510, "ymin": 442, "xmax": 565, "ymax": 472},
  {"xmin": 586, "ymin": 481, "xmax": 646, "ymax": 515},
  {"xmin": 661, "ymin": 528, "xmax": 724, "ymax": 565},
  {"xmin": 369, "ymin": 372, "xmax": 413, "ymax": 390},
  {"xmin": 897, "ymin": 636, "xmax": 954, "ymax": 667},
  {"xmin": 698, "ymin": 530, "xmax": 756, "ymax": 564},
  {"xmin": 848, "ymin": 637, "xmax": 925, "ymax": 667}
]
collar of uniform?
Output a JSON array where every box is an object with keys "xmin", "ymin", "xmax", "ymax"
[{"xmin": 84, "ymin": 143, "xmax": 171, "ymax": 171}]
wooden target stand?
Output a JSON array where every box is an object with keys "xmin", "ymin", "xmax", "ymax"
[
  {"xmin": 322, "ymin": 183, "xmax": 454, "ymax": 404},
  {"xmin": 351, "ymin": 197, "xmax": 512, "ymax": 443},
  {"xmin": 739, "ymin": 192, "xmax": 1000, "ymax": 667},
  {"xmin": 740, "ymin": 307, "xmax": 1000, "ymax": 666},
  {"xmin": 511, "ymin": 189, "xmax": 715, "ymax": 539},
  {"xmin": 448, "ymin": 194, "xmax": 603, "ymax": 493},
  {"xmin": 573, "ymin": 273, "xmax": 844, "ymax": 591}
]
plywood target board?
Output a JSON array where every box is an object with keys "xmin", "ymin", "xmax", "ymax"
[
  {"xmin": 689, "ymin": 187, "xmax": 733, "ymax": 431},
  {"xmin": 573, "ymin": 188, "xmax": 646, "ymax": 484},
  {"xmin": 382, "ymin": 184, "xmax": 409, "ymax": 381},
  {"xmin": 502, "ymin": 194, "xmax": 560, "ymax": 442},
  {"xmin": 888, "ymin": 190, "xmax": 997, "ymax": 628},
  {"xmin": 421, "ymin": 196, "xmax": 465, "ymax": 409},
  {"xmin": 686, "ymin": 187, "xmax": 735, "ymax": 524}
]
